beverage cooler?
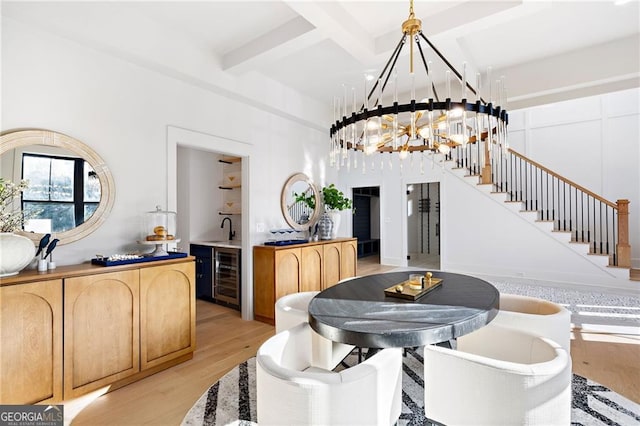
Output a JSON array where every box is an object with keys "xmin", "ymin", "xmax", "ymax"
[
  {"xmin": 213, "ymin": 247, "xmax": 240, "ymax": 308},
  {"xmin": 191, "ymin": 244, "xmax": 240, "ymax": 310}
]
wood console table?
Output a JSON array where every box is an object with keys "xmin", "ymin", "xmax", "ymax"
[
  {"xmin": 0, "ymin": 257, "xmax": 195, "ymax": 404},
  {"xmin": 253, "ymin": 238, "xmax": 357, "ymax": 324}
]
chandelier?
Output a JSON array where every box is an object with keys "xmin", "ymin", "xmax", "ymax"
[{"xmin": 329, "ymin": 0, "xmax": 509, "ymax": 171}]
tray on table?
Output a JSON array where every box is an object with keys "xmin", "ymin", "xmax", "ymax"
[
  {"xmin": 91, "ymin": 252, "xmax": 188, "ymax": 266},
  {"xmin": 263, "ymin": 239, "xmax": 309, "ymax": 246},
  {"xmin": 384, "ymin": 278, "xmax": 443, "ymax": 300}
]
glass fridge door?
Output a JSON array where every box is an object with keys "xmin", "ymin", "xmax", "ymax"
[{"xmin": 214, "ymin": 247, "xmax": 240, "ymax": 307}]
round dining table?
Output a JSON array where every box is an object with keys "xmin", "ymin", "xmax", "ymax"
[{"xmin": 308, "ymin": 270, "xmax": 500, "ymax": 349}]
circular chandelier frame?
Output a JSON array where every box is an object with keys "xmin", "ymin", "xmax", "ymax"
[{"xmin": 328, "ymin": 0, "xmax": 509, "ymax": 163}]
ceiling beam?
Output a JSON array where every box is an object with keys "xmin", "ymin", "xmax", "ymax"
[
  {"xmin": 222, "ymin": 16, "xmax": 323, "ymax": 74},
  {"xmin": 283, "ymin": 0, "xmax": 375, "ymax": 65}
]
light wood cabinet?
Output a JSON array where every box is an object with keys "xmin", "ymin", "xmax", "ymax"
[
  {"xmin": 341, "ymin": 239, "xmax": 357, "ymax": 280},
  {"xmin": 140, "ymin": 262, "xmax": 195, "ymax": 370},
  {"xmin": 0, "ymin": 279, "xmax": 63, "ymax": 404},
  {"xmin": 253, "ymin": 238, "xmax": 356, "ymax": 324},
  {"xmin": 300, "ymin": 245, "xmax": 323, "ymax": 292},
  {"xmin": 274, "ymin": 249, "xmax": 302, "ymax": 300},
  {"xmin": 0, "ymin": 257, "xmax": 195, "ymax": 403},
  {"xmin": 254, "ymin": 248, "xmax": 301, "ymax": 322},
  {"xmin": 64, "ymin": 270, "xmax": 140, "ymax": 398},
  {"xmin": 323, "ymin": 242, "xmax": 342, "ymax": 289}
]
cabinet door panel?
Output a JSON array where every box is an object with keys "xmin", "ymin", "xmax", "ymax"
[
  {"xmin": 191, "ymin": 244, "xmax": 213, "ymax": 300},
  {"xmin": 253, "ymin": 248, "xmax": 275, "ymax": 321},
  {"xmin": 275, "ymin": 249, "xmax": 301, "ymax": 300},
  {"xmin": 0, "ymin": 280, "xmax": 62, "ymax": 404},
  {"xmin": 140, "ymin": 262, "xmax": 195, "ymax": 370},
  {"xmin": 300, "ymin": 246, "xmax": 323, "ymax": 292},
  {"xmin": 323, "ymin": 243, "xmax": 342, "ymax": 289},
  {"xmin": 64, "ymin": 270, "xmax": 139, "ymax": 398},
  {"xmin": 340, "ymin": 240, "xmax": 357, "ymax": 280}
]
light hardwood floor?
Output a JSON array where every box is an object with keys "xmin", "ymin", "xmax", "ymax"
[{"xmin": 70, "ymin": 256, "xmax": 639, "ymax": 425}]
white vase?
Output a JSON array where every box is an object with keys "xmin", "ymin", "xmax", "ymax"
[
  {"xmin": 328, "ymin": 211, "xmax": 341, "ymax": 239},
  {"xmin": 0, "ymin": 233, "xmax": 36, "ymax": 277}
]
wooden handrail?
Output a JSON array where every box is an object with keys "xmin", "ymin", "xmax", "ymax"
[{"xmin": 508, "ymin": 148, "xmax": 618, "ymax": 209}]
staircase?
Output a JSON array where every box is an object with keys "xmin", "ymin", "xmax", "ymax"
[{"xmin": 444, "ymin": 141, "xmax": 635, "ymax": 282}]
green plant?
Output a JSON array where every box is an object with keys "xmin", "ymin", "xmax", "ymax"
[
  {"xmin": 0, "ymin": 177, "xmax": 29, "ymax": 232},
  {"xmin": 294, "ymin": 191, "xmax": 316, "ymax": 210},
  {"xmin": 321, "ymin": 184, "xmax": 352, "ymax": 211}
]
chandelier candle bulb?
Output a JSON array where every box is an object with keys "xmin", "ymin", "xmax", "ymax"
[
  {"xmin": 378, "ymin": 78, "xmax": 383, "ymax": 148},
  {"xmin": 487, "ymin": 66, "xmax": 493, "ymax": 103},
  {"xmin": 427, "ymin": 60, "xmax": 433, "ymax": 98},
  {"xmin": 462, "ymin": 62, "xmax": 467, "ymax": 100},
  {"xmin": 352, "ymin": 88, "xmax": 357, "ymax": 146}
]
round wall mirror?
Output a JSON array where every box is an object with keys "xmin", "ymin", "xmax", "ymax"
[
  {"xmin": 281, "ymin": 173, "xmax": 320, "ymax": 231},
  {"xmin": 0, "ymin": 129, "xmax": 115, "ymax": 245}
]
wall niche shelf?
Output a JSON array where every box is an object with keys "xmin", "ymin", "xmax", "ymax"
[
  {"xmin": 219, "ymin": 184, "xmax": 241, "ymax": 190},
  {"xmin": 219, "ymin": 156, "xmax": 241, "ymax": 165},
  {"xmin": 219, "ymin": 155, "xmax": 242, "ymax": 219}
]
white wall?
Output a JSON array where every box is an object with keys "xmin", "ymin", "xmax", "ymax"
[{"xmin": 2, "ymin": 16, "xmax": 327, "ymax": 319}]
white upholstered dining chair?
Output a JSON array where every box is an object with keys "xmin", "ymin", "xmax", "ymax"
[
  {"xmin": 424, "ymin": 323, "xmax": 572, "ymax": 426},
  {"xmin": 275, "ymin": 291, "xmax": 318, "ymax": 333},
  {"xmin": 256, "ymin": 321, "xmax": 403, "ymax": 426},
  {"xmin": 275, "ymin": 291, "xmax": 355, "ymax": 370},
  {"xmin": 491, "ymin": 293, "xmax": 572, "ymax": 352}
]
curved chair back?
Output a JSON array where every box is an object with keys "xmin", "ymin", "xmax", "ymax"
[
  {"xmin": 275, "ymin": 291, "xmax": 354, "ymax": 370},
  {"xmin": 425, "ymin": 323, "xmax": 572, "ymax": 426},
  {"xmin": 492, "ymin": 293, "xmax": 571, "ymax": 352},
  {"xmin": 257, "ymin": 322, "xmax": 402, "ymax": 426},
  {"xmin": 275, "ymin": 291, "xmax": 318, "ymax": 333}
]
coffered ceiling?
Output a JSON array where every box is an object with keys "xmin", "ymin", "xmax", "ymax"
[{"xmin": 2, "ymin": 1, "xmax": 639, "ymax": 129}]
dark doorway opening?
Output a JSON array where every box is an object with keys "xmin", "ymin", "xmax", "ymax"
[{"xmin": 352, "ymin": 186, "xmax": 380, "ymax": 258}]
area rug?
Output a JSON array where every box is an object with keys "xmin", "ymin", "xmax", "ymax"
[{"xmin": 181, "ymin": 346, "xmax": 640, "ymax": 426}]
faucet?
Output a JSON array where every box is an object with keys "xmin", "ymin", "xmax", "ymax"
[{"xmin": 221, "ymin": 217, "xmax": 235, "ymax": 241}]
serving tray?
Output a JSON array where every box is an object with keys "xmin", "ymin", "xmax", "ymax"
[
  {"xmin": 91, "ymin": 252, "xmax": 188, "ymax": 266},
  {"xmin": 384, "ymin": 278, "xmax": 443, "ymax": 300},
  {"xmin": 263, "ymin": 239, "xmax": 309, "ymax": 246}
]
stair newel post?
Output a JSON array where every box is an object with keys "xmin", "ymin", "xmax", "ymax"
[
  {"xmin": 616, "ymin": 199, "xmax": 631, "ymax": 268},
  {"xmin": 481, "ymin": 138, "xmax": 492, "ymax": 184}
]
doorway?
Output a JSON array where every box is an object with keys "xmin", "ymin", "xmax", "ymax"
[
  {"xmin": 407, "ymin": 182, "xmax": 441, "ymax": 269},
  {"xmin": 168, "ymin": 126, "xmax": 252, "ymax": 320},
  {"xmin": 352, "ymin": 186, "xmax": 381, "ymax": 260}
]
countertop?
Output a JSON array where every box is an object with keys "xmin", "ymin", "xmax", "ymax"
[
  {"xmin": 191, "ymin": 240, "xmax": 242, "ymax": 249},
  {"xmin": 0, "ymin": 256, "xmax": 196, "ymax": 287},
  {"xmin": 253, "ymin": 237, "xmax": 356, "ymax": 250}
]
